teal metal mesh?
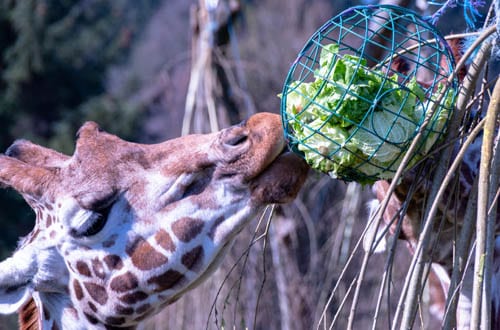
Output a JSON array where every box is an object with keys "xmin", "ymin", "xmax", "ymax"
[{"xmin": 280, "ymin": 5, "xmax": 459, "ymax": 184}]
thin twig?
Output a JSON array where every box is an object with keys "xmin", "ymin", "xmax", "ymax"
[
  {"xmin": 293, "ymin": 197, "xmax": 319, "ymax": 272},
  {"xmin": 373, "ymin": 31, "xmax": 484, "ymax": 70},
  {"xmin": 397, "ymin": 25, "xmax": 497, "ymax": 330},
  {"xmin": 372, "ymin": 202, "xmax": 411, "ymax": 330},
  {"xmin": 482, "ymin": 121, "xmax": 500, "ymax": 329},
  {"xmin": 442, "ymin": 175, "xmax": 479, "ymax": 329},
  {"xmin": 471, "ymin": 70, "xmax": 500, "ymax": 330},
  {"xmin": 350, "ymin": 71, "xmax": 449, "ymax": 330},
  {"xmin": 253, "ymin": 205, "xmax": 275, "ymax": 328},
  {"xmin": 206, "ymin": 206, "xmax": 274, "ymax": 329},
  {"xmin": 395, "ymin": 116, "xmax": 486, "ymax": 329},
  {"xmin": 269, "ymin": 220, "xmax": 291, "ymax": 330},
  {"xmin": 442, "ymin": 37, "xmax": 496, "ymax": 328},
  {"xmin": 316, "ymin": 197, "xmax": 387, "ymax": 329},
  {"xmin": 328, "ymin": 275, "xmax": 358, "ymax": 330}
]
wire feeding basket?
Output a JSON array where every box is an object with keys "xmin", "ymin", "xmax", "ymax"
[{"xmin": 280, "ymin": 5, "xmax": 459, "ymax": 184}]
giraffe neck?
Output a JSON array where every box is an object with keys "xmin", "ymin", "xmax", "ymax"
[{"xmin": 51, "ymin": 195, "xmax": 263, "ymax": 328}]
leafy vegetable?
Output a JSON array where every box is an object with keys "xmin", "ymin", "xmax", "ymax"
[{"xmin": 282, "ymin": 44, "xmax": 453, "ymax": 184}]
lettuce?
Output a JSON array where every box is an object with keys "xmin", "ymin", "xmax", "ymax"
[{"xmin": 282, "ymin": 44, "xmax": 452, "ymax": 184}]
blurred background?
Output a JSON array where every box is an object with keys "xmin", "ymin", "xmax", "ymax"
[{"xmin": 0, "ymin": 0, "xmax": 494, "ymax": 329}]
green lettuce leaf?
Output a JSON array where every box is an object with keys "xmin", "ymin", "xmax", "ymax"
[{"xmin": 282, "ymin": 43, "xmax": 453, "ymax": 184}]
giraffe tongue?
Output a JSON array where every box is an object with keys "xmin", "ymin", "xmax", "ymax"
[{"xmin": 250, "ymin": 151, "xmax": 308, "ymax": 204}]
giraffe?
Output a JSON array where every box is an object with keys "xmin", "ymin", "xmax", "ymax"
[
  {"xmin": 362, "ymin": 32, "xmax": 500, "ymax": 328},
  {"xmin": 0, "ymin": 112, "xmax": 309, "ymax": 329}
]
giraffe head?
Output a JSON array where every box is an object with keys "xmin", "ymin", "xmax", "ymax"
[{"xmin": 0, "ymin": 112, "xmax": 308, "ymax": 329}]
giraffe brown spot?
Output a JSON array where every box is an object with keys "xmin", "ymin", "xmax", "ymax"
[
  {"xmin": 181, "ymin": 245, "xmax": 204, "ymax": 271},
  {"xmin": 83, "ymin": 282, "xmax": 108, "ymax": 305},
  {"xmin": 155, "ymin": 229, "xmax": 176, "ymax": 252},
  {"xmin": 92, "ymin": 258, "xmax": 106, "ymax": 279},
  {"xmin": 126, "ymin": 236, "xmax": 168, "ymax": 270},
  {"xmin": 110, "ymin": 271, "xmax": 139, "ymax": 292},
  {"xmin": 68, "ymin": 307, "xmax": 79, "ymax": 320},
  {"xmin": 171, "ymin": 217, "xmax": 204, "ymax": 242},
  {"xmin": 73, "ymin": 280, "xmax": 84, "ymax": 300},
  {"xmin": 88, "ymin": 301, "xmax": 97, "ymax": 313},
  {"xmin": 115, "ymin": 305, "xmax": 134, "ymax": 315},
  {"xmin": 76, "ymin": 261, "xmax": 91, "ymax": 277},
  {"xmin": 102, "ymin": 234, "xmax": 118, "ymax": 248},
  {"xmin": 135, "ymin": 303, "xmax": 151, "ymax": 315},
  {"xmin": 134, "ymin": 312, "xmax": 152, "ymax": 323},
  {"xmin": 84, "ymin": 312, "xmax": 99, "ymax": 324},
  {"xmin": 28, "ymin": 229, "xmax": 40, "ymax": 244},
  {"xmin": 105, "ymin": 326, "xmax": 135, "ymax": 330},
  {"xmin": 147, "ymin": 269, "xmax": 185, "ymax": 292},
  {"xmin": 190, "ymin": 185, "xmax": 218, "ymax": 210},
  {"xmin": 103, "ymin": 254, "xmax": 123, "ymax": 270},
  {"xmin": 121, "ymin": 148, "xmax": 150, "ymax": 170},
  {"xmin": 102, "ymin": 239, "xmax": 116, "ymax": 248},
  {"xmin": 105, "ymin": 316, "xmax": 125, "ymax": 325},
  {"xmin": 118, "ymin": 291, "xmax": 148, "ymax": 304},
  {"xmin": 46, "ymin": 215, "xmax": 52, "ymax": 227},
  {"xmin": 50, "ymin": 230, "xmax": 56, "ymax": 239},
  {"xmin": 208, "ymin": 216, "xmax": 225, "ymax": 239}
]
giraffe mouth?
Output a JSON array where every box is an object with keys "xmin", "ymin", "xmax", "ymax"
[{"xmin": 251, "ymin": 147, "xmax": 309, "ymax": 204}]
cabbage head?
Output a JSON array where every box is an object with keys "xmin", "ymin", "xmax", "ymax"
[{"xmin": 282, "ymin": 44, "xmax": 452, "ymax": 184}]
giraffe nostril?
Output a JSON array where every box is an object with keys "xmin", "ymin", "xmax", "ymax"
[
  {"xmin": 221, "ymin": 123, "xmax": 250, "ymax": 148},
  {"xmin": 224, "ymin": 134, "xmax": 248, "ymax": 147}
]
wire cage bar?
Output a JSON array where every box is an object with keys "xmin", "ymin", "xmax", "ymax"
[{"xmin": 280, "ymin": 5, "xmax": 459, "ymax": 184}]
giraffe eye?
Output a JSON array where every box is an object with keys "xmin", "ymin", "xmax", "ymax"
[{"xmin": 70, "ymin": 203, "xmax": 113, "ymax": 238}]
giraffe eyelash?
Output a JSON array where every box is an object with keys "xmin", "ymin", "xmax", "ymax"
[{"xmin": 70, "ymin": 203, "xmax": 113, "ymax": 238}]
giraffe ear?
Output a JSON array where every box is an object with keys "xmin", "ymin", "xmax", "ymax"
[
  {"xmin": 5, "ymin": 139, "xmax": 69, "ymax": 168},
  {"xmin": 0, "ymin": 155, "xmax": 55, "ymax": 198},
  {"xmin": 0, "ymin": 248, "xmax": 37, "ymax": 314}
]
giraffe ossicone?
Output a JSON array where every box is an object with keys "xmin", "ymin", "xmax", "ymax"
[{"xmin": 0, "ymin": 112, "xmax": 309, "ymax": 329}]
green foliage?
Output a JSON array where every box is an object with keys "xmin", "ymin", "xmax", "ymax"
[
  {"xmin": 0, "ymin": 0, "xmax": 160, "ymax": 261},
  {"xmin": 0, "ymin": 0, "xmax": 160, "ymax": 146}
]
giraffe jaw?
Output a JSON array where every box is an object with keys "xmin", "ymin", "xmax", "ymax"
[{"xmin": 250, "ymin": 150, "xmax": 309, "ymax": 204}]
